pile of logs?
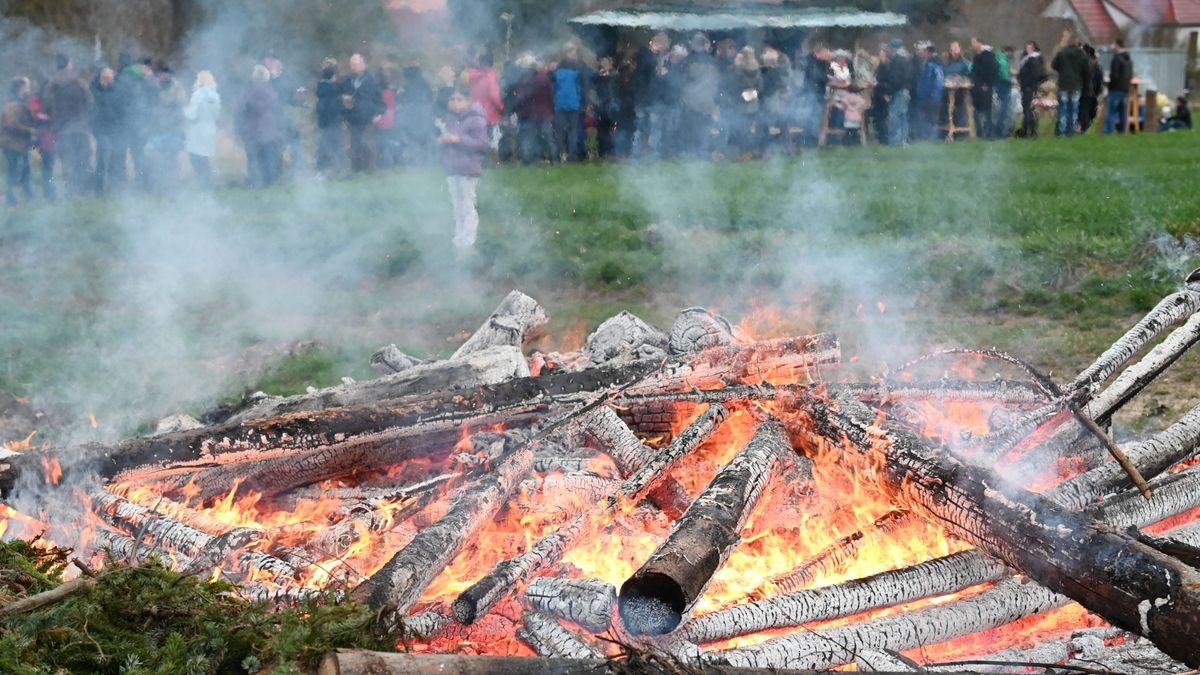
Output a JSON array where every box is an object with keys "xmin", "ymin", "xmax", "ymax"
[{"xmin": 7, "ymin": 273, "xmax": 1200, "ymax": 674}]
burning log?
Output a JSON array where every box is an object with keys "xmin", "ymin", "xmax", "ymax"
[
  {"xmin": 92, "ymin": 528, "xmax": 194, "ymax": 568},
  {"xmin": 523, "ymin": 577, "xmax": 615, "ymax": 633},
  {"xmin": 618, "ymin": 420, "xmax": 789, "ymax": 636},
  {"xmin": 635, "ymin": 334, "xmax": 840, "ymax": 396},
  {"xmin": 517, "ymin": 611, "xmax": 604, "ymax": 660},
  {"xmin": 583, "ymin": 406, "xmax": 691, "ymax": 518},
  {"xmin": 854, "ymin": 650, "xmax": 921, "ymax": 672},
  {"xmin": 802, "ymin": 394, "xmax": 1200, "ymax": 667},
  {"xmin": 452, "ymin": 405, "xmax": 669, "ymax": 626},
  {"xmin": 708, "ymin": 576, "xmax": 1067, "ymax": 670},
  {"xmin": 232, "ymin": 346, "xmax": 531, "ymax": 422},
  {"xmin": 768, "ymin": 509, "xmax": 911, "ymax": 594},
  {"xmin": 679, "ymin": 549, "xmax": 1005, "ymax": 645},
  {"xmin": 530, "ymin": 455, "xmax": 612, "ymax": 476},
  {"xmin": 1068, "ymin": 272, "xmax": 1200, "ymax": 395},
  {"xmin": 451, "ymin": 290, "xmax": 548, "ymax": 360},
  {"xmin": 668, "ymin": 308, "xmax": 735, "ymax": 355},
  {"xmin": 515, "ymin": 473, "xmax": 615, "ymax": 517},
  {"xmin": 0, "ymin": 359, "xmax": 662, "ymax": 499},
  {"xmin": 611, "ymin": 403, "xmax": 730, "ymax": 508},
  {"xmin": 584, "ymin": 311, "xmax": 668, "ymax": 365},
  {"xmin": 1053, "ymin": 400, "xmax": 1200, "ymax": 510},
  {"xmin": 926, "ymin": 627, "xmax": 1126, "ymax": 672},
  {"xmin": 92, "ymin": 492, "xmax": 300, "ymax": 582},
  {"xmin": 845, "ymin": 379, "xmax": 1048, "ymax": 406},
  {"xmin": 353, "ymin": 442, "xmax": 533, "ymax": 613}
]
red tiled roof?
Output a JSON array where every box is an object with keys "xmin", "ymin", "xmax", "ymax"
[
  {"xmin": 1069, "ymin": 0, "xmax": 1120, "ymax": 43},
  {"xmin": 1103, "ymin": 0, "xmax": 1200, "ymax": 25}
]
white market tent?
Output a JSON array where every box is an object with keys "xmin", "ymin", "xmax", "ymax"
[{"xmin": 569, "ymin": 6, "xmax": 908, "ymax": 31}]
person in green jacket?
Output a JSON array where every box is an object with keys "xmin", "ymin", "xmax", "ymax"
[{"xmin": 1050, "ymin": 30, "xmax": 1089, "ymax": 136}]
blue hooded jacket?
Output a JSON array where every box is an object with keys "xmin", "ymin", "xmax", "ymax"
[
  {"xmin": 916, "ymin": 59, "xmax": 944, "ymax": 102},
  {"xmin": 553, "ymin": 66, "xmax": 584, "ymax": 112}
]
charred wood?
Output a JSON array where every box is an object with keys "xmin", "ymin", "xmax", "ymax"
[
  {"xmin": 709, "ymin": 577, "xmax": 1067, "ymax": 670},
  {"xmin": 451, "ymin": 290, "xmax": 548, "ymax": 360},
  {"xmin": 668, "ymin": 308, "xmax": 735, "ymax": 355},
  {"xmin": 518, "ymin": 611, "xmax": 604, "ymax": 660},
  {"xmin": 1054, "ymin": 400, "xmax": 1200, "ymax": 510},
  {"xmin": 584, "ymin": 311, "xmax": 668, "ymax": 365},
  {"xmin": 0, "ymin": 359, "xmax": 660, "ymax": 499},
  {"xmin": 1088, "ymin": 312, "xmax": 1200, "ymax": 424},
  {"xmin": 232, "ymin": 346, "xmax": 530, "ymax": 422},
  {"xmin": 619, "ymin": 420, "xmax": 789, "ymax": 636},
  {"xmin": 767, "ymin": 509, "xmax": 911, "ymax": 594},
  {"xmin": 1068, "ymin": 275, "xmax": 1200, "ymax": 396},
  {"xmin": 353, "ymin": 443, "xmax": 533, "ymax": 613},
  {"xmin": 523, "ymin": 577, "xmax": 615, "ymax": 633},
  {"xmin": 679, "ymin": 549, "xmax": 1006, "ymax": 645},
  {"xmin": 612, "ymin": 404, "xmax": 729, "ymax": 508},
  {"xmin": 802, "ymin": 394, "xmax": 1200, "ymax": 667},
  {"xmin": 318, "ymin": 650, "xmax": 819, "ymax": 675},
  {"xmin": 369, "ymin": 345, "xmax": 426, "ymax": 376}
]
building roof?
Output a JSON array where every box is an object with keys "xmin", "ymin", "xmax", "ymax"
[
  {"xmin": 569, "ymin": 5, "xmax": 907, "ymax": 31},
  {"xmin": 1107, "ymin": 0, "xmax": 1200, "ymax": 24},
  {"xmin": 1068, "ymin": 0, "xmax": 1120, "ymax": 43},
  {"xmin": 1056, "ymin": 0, "xmax": 1200, "ymax": 43}
]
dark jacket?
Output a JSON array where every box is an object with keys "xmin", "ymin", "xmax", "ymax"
[
  {"xmin": 1173, "ymin": 102, "xmax": 1192, "ymax": 128},
  {"xmin": 515, "ymin": 68, "xmax": 555, "ymax": 122},
  {"xmin": 802, "ymin": 53, "xmax": 832, "ymax": 100},
  {"xmin": 44, "ymin": 68, "xmax": 92, "ymax": 136},
  {"xmin": 1, "ymin": 99, "xmax": 35, "ymax": 153},
  {"xmin": 1017, "ymin": 52, "xmax": 1047, "ymax": 91},
  {"xmin": 1052, "ymin": 44, "xmax": 1089, "ymax": 92},
  {"xmin": 341, "ymin": 71, "xmax": 384, "ymax": 127},
  {"xmin": 1109, "ymin": 51, "xmax": 1133, "ymax": 93},
  {"xmin": 235, "ymin": 80, "xmax": 282, "ymax": 145},
  {"xmin": 1083, "ymin": 60, "xmax": 1103, "ymax": 98},
  {"xmin": 91, "ymin": 78, "xmax": 124, "ymax": 137},
  {"xmin": 971, "ymin": 49, "xmax": 999, "ymax": 107},
  {"xmin": 441, "ymin": 102, "xmax": 489, "ymax": 177},
  {"xmin": 315, "ymin": 77, "xmax": 342, "ymax": 129},
  {"xmin": 117, "ymin": 65, "xmax": 157, "ymax": 138},
  {"xmin": 632, "ymin": 46, "xmax": 665, "ymax": 105}
]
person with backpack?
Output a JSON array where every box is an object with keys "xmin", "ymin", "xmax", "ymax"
[{"xmin": 1017, "ymin": 41, "xmax": 1047, "ymax": 138}]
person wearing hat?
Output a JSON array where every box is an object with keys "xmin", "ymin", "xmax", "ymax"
[{"xmin": 969, "ymin": 37, "xmax": 999, "ymax": 139}]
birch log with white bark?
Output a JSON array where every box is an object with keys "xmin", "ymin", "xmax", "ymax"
[
  {"xmin": 518, "ymin": 611, "xmax": 604, "ymax": 660},
  {"xmin": 523, "ymin": 577, "xmax": 615, "ymax": 633}
]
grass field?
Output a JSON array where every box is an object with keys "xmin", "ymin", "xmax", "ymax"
[{"xmin": 2, "ymin": 129, "xmax": 1199, "ymax": 442}]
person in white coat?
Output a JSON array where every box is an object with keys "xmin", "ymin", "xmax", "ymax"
[{"xmin": 184, "ymin": 70, "xmax": 220, "ymax": 188}]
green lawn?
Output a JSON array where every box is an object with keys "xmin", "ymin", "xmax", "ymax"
[{"xmin": 2, "ymin": 130, "xmax": 1199, "ymax": 443}]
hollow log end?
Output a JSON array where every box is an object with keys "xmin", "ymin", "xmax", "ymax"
[
  {"xmin": 450, "ymin": 593, "xmax": 479, "ymax": 625},
  {"xmin": 618, "ymin": 572, "xmax": 686, "ymax": 636}
]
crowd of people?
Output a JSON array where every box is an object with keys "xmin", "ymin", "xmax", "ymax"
[{"xmin": 3, "ymin": 29, "xmax": 1194, "ymax": 210}]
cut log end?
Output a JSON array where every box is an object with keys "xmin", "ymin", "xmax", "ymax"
[{"xmin": 617, "ymin": 575, "xmax": 685, "ymax": 636}]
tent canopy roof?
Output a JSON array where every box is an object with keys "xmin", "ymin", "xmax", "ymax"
[{"xmin": 569, "ymin": 5, "xmax": 907, "ymax": 31}]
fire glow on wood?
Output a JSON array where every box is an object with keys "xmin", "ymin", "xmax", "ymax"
[{"xmin": 4, "ymin": 278, "xmax": 1200, "ymax": 672}]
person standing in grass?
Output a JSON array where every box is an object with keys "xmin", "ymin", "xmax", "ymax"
[
  {"xmin": 183, "ymin": 70, "xmax": 220, "ymax": 189},
  {"xmin": 1051, "ymin": 30, "xmax": 1089, "ymax": 136},
  {"xmin": 1017, "ymin": 42, "xmax": 1047, "ymax": 138},
  {"xmin": 236, "ymin": 64, "xmax": 283, "ymax": 188},
  {"xmin": 2, "ymin": 77, "xmax": 35, "ymax": 206},
  {"xmin": 1104, "ymin": 40, "xmax": 1133, "ymax": 134},
  {"xmin": 440, "ymin": 87, "xmax": 490, "ymax": 253},
  {"xmin": 914, "ymin": 43, "xmax": 944, "ymax": 141}
]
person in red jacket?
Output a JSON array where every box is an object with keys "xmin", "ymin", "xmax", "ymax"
[{"xmin": 467, "ymin": 52, "xmax": 503, "ymax": 153}]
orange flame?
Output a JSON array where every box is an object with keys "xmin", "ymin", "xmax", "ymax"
[{"xmin": 2, "ymin": 429, "xmax": 37, "ymax": 452}]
